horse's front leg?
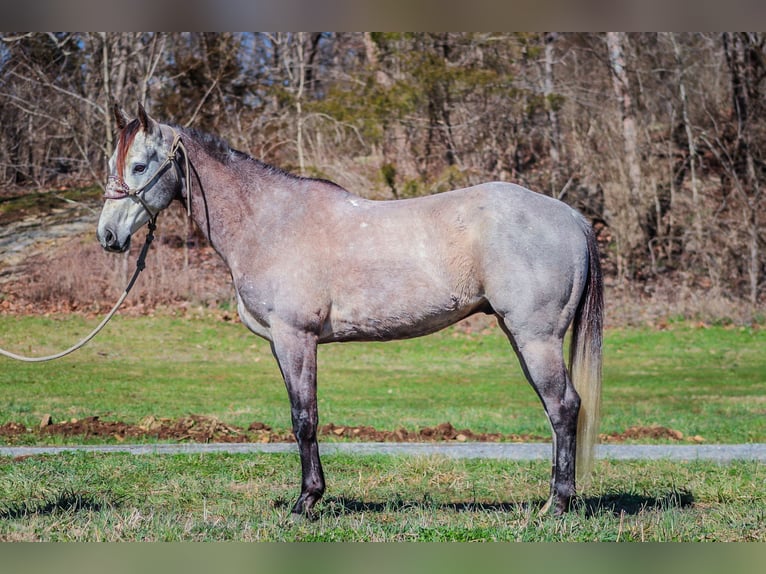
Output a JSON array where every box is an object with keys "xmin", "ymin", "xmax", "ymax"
[{"xmin": 269, "ymin": 323, "xmax": 325, "ymax": 517}]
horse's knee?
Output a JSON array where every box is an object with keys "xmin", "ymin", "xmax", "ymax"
[{"xmin": 291, "ymin": 408, "xmax": 317, "ymax": 442}]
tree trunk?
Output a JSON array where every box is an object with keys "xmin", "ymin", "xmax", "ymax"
[
  {"xmin": 101, "ymin": 33, "xmax": 114, "ymax": 159},
  {"xmin": 723, "ymin": 32, "xmax": 763, "ymax": 308},
  {"xmin": 669, "ymin": 33, "xmax": 702, "ymax": 249},
  {"xmin": 543, "ymin": 32, "xmax": 561, "ymax": 195},
  {"xmin": 606, "ymin": 32, "xmax": 646, "ymax": 277}
]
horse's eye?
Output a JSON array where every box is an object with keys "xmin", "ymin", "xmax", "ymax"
[{"xmin": 133, "ymin": 164, "xmax": 147, "ymax": 175}]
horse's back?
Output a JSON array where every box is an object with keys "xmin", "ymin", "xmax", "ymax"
[{"xmin": 412, "ymin": 181, "xmax": 591, "ymax": 274}]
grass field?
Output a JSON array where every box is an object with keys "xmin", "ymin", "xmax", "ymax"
[
  {"xmin": 0, "ymin": 315, "xmax": 763, "ymax": 442},
  {"xmin": 0, "ymin": 315, "xmax": 764, "ymax": 541},
  {"xmin": 0, "ymin": 452, "xmax": 763, "ymax": 541}
]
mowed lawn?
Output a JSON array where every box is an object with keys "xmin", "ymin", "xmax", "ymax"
[{"xmin": 0, "ymin": 315, "xmax": 764, "ymax": 541}]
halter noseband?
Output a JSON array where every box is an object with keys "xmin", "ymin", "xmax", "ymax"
[{"xmin": 104, "ymin": 128, "xmax": 192, "ymax": 221}]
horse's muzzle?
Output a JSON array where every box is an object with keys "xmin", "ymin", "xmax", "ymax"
[{"xmin": 97, "ymin": 226, "xmax": 131, "ymax": 253}]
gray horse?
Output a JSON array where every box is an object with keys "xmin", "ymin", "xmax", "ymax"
[{"xmin": 97, "ymin": 105, "xmax": 603, "ymax": 516}]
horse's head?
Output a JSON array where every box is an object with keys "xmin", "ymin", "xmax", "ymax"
[{"xmin": 97, "ymin": 104, "xmax": 184, "ymax": 252}]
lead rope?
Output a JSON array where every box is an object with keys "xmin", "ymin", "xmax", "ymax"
[{"xmin": 0, "ymin": 219, "xmax": 157, "ymax": 363}]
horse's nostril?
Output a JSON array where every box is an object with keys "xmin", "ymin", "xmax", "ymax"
[
  {"xmin": 100, "ymin": 228, "xmax": 118, "ymax": 250},
  {"xmin": 99, "ymin": 227, "xmax": 123, "ymax": 252}
]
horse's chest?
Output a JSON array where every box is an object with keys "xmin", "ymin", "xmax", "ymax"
[{"xmin": 234, "ymin": 286, "xmax": 274, "ymax": 341}]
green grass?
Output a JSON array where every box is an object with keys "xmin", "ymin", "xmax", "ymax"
[
  {"xmin": 603, "ymin": 326, "xmax": 766, "ymax": 442},
  {"xmin": 0, "ymin": 316, "xmax": 764, "ymax": 443},
  {"xmin": 0, "ymin": 316, "xmax": 765, "ymax": 541},
  {"xmin": 0, "ymin": 452, "xmax": 763, "ymax": 541}
]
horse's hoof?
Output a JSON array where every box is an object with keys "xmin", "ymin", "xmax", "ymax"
[
  {"xmin": 538, "ymin": 495, "xmax": 572, "ymax": 516},
  {"xmin": 290, "ymin": 496, "xmax": 319, "ymax": 521},
  {"xmin": 289, "ymin": 511, "xmax": 309, "ymax": 524}
]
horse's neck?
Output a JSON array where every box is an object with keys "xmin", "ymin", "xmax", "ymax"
[
  {"xmin": 183, "ymin": 143, "xmax": 239, "ymax": 254},
  {"xmin": 179, "ymin": 132, "xmax": 347, "ymax": 263},
  {"xmin": 181, "ymin": 138, "xmax": 277, "ymax": 261}
]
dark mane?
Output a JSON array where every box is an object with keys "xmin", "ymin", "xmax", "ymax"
[{"xmin": 176, "ymin": 125, "xmax": 345, "ymax": 190}]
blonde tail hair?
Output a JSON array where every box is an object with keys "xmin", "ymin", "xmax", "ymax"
[{"xmin": 569, "ymin": 225, "xmax": 604, "ymax": 489}]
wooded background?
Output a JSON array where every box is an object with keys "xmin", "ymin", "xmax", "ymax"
[{"xmin": 0, "ymin": 32, "xmax": 763, "ymax": 315}]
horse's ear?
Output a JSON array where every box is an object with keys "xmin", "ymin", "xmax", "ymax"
[
  {"xmin": 113, "ymin": 104, "xmax": 130, "ymax": 130},
  {"xmin": 137, "ymin": 103, "xmax": 156, "ymax": 135}
]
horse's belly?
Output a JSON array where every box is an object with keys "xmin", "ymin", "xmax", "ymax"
[
  {"xmin": 318, "ymin": 246, "xmax": 487, "ymax": 342},
  {"xmin": 320, "ymin": 293, "xmax": 490, "ymax": 343}
]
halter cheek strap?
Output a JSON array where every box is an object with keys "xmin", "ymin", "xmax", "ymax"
[{"xmin": 104, "ymin": 128, "xmax": 192, "ymax": 221}]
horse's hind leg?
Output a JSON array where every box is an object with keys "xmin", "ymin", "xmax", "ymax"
[
  {"xmin": 498, "ymin": 319, "xmax": 580, "ymax": 515},
  {"xmin": 269, "ymin": 322, "xmax": 325, "ymax": 517}
]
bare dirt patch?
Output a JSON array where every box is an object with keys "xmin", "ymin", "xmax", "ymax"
[
  {"xmin": 601, "ymin": 425, "xmax": 705, "ymax": 443},
  {"xmin": 0, "ymin": 415, "xmax": 542, "ymax": 444},
  {"xmin": 0, "ymin": 415, "xmax": 700, "ymax": 445}
]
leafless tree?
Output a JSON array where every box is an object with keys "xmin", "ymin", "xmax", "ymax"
[{"xmin": 0, "ymin": 32, "xmax": 762, "ymax": 307}]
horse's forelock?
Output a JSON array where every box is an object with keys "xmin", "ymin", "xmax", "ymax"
[{"xmin": 115, "ymin": 119, "xmax": 142, "ymax": 179}]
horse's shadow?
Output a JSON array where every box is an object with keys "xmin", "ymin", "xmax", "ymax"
[
  {"xmin": 301, "ymin": 490, "xmax": 694, "ymax": 518},
  {"xmin": 0, "ymin": 490, "xmax": 110, "ymax": 520},
  {"xmin": 580, "ymin": 490, "xmax": 695, "ymax": 516}
]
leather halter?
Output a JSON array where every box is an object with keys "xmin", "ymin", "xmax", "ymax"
[{"xmin": 104, "ymin": 127, "xmax": 192, "ymax": 221}]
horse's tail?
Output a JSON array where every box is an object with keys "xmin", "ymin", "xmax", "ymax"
[{"xmin": 570, "ymin": 221, "xmax": 604, "ymax": 489}]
